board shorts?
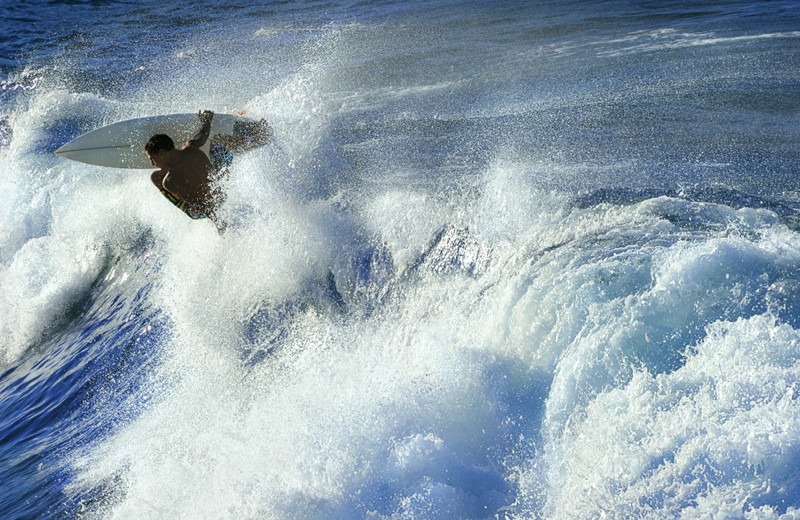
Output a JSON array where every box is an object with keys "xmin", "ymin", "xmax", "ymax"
[
  {"xmin": 159, "ymin": 143, "xmax": 233, "ymax": 220},
  {"xmin": 209, "ymin": 142, "xmax": 234, "ymax": 177}
]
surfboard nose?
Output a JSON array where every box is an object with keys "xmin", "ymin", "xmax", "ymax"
[{"xmin": 54, "ymin": 143, "xmax": 70, "ymax": 156}]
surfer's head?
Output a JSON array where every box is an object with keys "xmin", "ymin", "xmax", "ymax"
[
  {"xmin": 145, "ymin": 134, "xmax": 175, "ymax": 167},
  {"xmin": 145, "ymin": 134, "xmax": 175, "ymax": 155}
]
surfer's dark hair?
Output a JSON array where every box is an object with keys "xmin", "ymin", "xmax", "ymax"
[{"xmin": 145, "ymin": 134, "xmax": 175, "ymax": 154}]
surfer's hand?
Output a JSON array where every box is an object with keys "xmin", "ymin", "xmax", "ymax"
[{"xmin": 198, "ymin": 110, "xmax": 214, "ymax": 124}]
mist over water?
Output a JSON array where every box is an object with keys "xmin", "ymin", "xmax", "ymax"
[{"xmin": 2, "ymin": 1, "xmax": 800, "ymax": 518}]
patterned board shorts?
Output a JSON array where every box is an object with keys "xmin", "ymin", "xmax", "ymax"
[
  {"xmin": 159, "ymin": 143, "xmax": 233, "ymax": 220},
  {"xmin": 210, "ymin": 142, "xmax": 234, "ymax": 175}
]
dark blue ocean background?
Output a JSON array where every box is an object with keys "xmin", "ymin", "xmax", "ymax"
[{"xmin": 2, "ymin": 1, "xmax": 800, "ymax": 518}]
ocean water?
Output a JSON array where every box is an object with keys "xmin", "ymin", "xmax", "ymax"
[{"xmin": 2, "ymin": 0, "xmax": 800, "ymax": 518}]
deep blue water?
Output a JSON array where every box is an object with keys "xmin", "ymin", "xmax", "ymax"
[{"xmin": 2, "ymin": 1, "xmax": 800, "ymax": 518}]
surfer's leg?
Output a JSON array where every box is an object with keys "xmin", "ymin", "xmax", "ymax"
[
  {"xmin": 206, "ymin": 143, "xmax": 231, "ymax": 235},
  {"xmin": 209, "ymin": 143, "xmax": 234, "ymax": 180}
]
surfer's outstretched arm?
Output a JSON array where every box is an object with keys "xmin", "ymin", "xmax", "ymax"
[{"xmin": 184, "ymin": 110, "xmax": 213, "ymax": 149}]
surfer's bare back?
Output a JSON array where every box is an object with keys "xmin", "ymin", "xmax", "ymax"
[{"xmin": 145, "ymin": 110, "xmax": 226, "ymax": 233}]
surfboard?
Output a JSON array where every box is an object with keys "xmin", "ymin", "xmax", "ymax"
[{"xmin": 54, "ymin": 113, "xmax": 257, "ymax": 169}]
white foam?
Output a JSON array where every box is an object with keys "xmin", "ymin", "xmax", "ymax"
[
  {"xmin": 0, "ymin": 88, "xmax": 155, "ymax": 364},
  {"xmin": 529, "ymin": 314, "xmax": 800, "ymax": 519},
  {"xmin": 57, "ymin": 145, "xmax": 800, "ymax": 519}
]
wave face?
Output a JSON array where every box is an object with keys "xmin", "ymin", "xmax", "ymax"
[{"xmin": 2, "ymin": 1, "xmax": 800, "ymax": 518}]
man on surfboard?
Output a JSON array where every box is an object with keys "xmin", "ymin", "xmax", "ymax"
[
  {"xmin": 145, "ymin": 110, "xmax": 274, "ymax": 234},
  {"xmin": 145, "ymin": 110, "xmax": 227, "ymax": 233}
]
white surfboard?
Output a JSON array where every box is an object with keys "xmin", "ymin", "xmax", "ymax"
[{"xmin": 54, "ymin": 113, "xmax": 257, "ymax": 169}]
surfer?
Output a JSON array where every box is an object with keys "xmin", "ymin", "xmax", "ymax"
[
  {"xmin": 145, "ymin": 110, "xmax": 274, "ymax": 235},
  {"xmin": 145, "ymin": 110, "xmax": 225, "ymax": 233}
]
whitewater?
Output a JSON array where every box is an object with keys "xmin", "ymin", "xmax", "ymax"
[{"xmin": 2, "ymin": 1, "xmax": 800, "ymax": 518}]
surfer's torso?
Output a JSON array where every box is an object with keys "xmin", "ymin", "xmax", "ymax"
[{"xmin": 161, "ymin": 145, "xmax": 217, "ymax": 212}]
